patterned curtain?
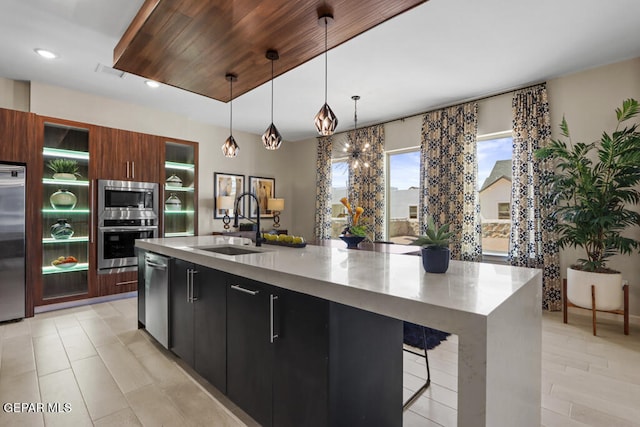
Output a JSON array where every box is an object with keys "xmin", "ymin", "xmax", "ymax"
[
  {"xmin": 419, "ymin": 102, "xmax": 481, "ymax": 261},
  {"xmin": 348, "ymin": 124, "xmax": 385, "ymax": 241},
  {"xmin": 510, "ymin": 84, "xmax": 562, "ymax": 311},
  {"xmin": 314, "ymin": 136, "xmax": 333, "ymax": 241}
]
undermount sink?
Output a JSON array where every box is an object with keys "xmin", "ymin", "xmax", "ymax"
[{"xmin": 192, "ymin": 245, "xmax": 263, "ymax": 256}]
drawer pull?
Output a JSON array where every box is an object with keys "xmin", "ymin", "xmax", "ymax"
[
  {"xmin": 230, "ymin": 284, "xmax": 259, "ymax": 295},
  {"xmin": 116, "ymin": 280, "xmax": 137, "ymax": 286}
]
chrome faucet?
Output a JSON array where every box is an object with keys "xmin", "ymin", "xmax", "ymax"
[{"xmin": 233, "ymin": 192, "xmax": 262, "ymax": 246}]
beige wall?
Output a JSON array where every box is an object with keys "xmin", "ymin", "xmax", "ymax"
[
  {"xmin": 0, "ymin": 77, "xmax": 30, "ymax": 111},
  {"xmin": 28, "ymin": 81, "xmax": 298, "ymax": 236}
]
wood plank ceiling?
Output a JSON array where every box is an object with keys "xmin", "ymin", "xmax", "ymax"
[{"xmin": 114, "ymin": 0, "xmax": 427, "ymax": 102}]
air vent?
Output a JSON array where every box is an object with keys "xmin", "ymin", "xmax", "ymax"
[{"xmin": 95, "ymin": 63, "xmax": 126, "ymax": 79}]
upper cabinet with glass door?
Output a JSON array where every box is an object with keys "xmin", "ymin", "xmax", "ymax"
[
  {"xmin": 163, "ymin": 140, "xmax": 198, "ymax": 237},
  {"xmin": 41, "ymin": 123, "xmax": 91, "ymax": 300}
]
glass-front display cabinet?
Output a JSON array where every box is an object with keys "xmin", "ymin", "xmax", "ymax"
[
  {"xmin": 41, "ymin": 123, "xmax": 90, "ymax": 299},
  {"xmin": 163, "ymin": 141, "xmax": 196, "ymax": 237}
]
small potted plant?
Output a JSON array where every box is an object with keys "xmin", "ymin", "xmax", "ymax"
[
  {"xmin": 535, "ymin": 98, "xmax": 640, "ymax": 311},
  {"xmin": 47, "ymin": 158, "xmax": 81, "ymax": 180},
  {"xmin": 339, "ymin": 197, "xmax": 368, "ymax": 248},
  {"xmin": 412, "ymin": 216, "xmax": 454, "ymax": 273}
]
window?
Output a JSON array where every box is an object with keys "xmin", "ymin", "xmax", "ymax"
[
  {"xmin": 387, "ymin": 150, "xmax": 420, "ymax": 244},
  {"xmin": 408, "ymin": 205, "xmax": 418, "ymax": 219},
  {"xmin": 477, "ymin": 132, "xmax": 513, "ymax": 256},
  {"xmin": 330, "ymin": 160, "xmax": 349, "ymax": 238},
  {"xmin": 498, "ymin": 202, "xmax": 510, "ymax": 219}
]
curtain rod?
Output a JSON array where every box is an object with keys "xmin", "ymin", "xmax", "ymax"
[{"xmin": 364, "ymin": 80, "xmax": 546, "ymax": 128}]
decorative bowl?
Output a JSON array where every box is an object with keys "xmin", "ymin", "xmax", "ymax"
[
  {"xmin": 339, "ymin": 235, "xmax": 365, "ymax": 249},
  {"xmin": 51, "ymin": 261, "xmax": 78, "ymax": 269}
]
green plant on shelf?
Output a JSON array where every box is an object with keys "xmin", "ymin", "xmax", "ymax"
[{"xmin": 47, "ymin": 159, "xmax": 81, "ymax": 178}]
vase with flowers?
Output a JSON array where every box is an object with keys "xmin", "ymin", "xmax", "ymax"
[{"xmin": 339, "ymin": 197, "xmax": 368, "ymax": 248}]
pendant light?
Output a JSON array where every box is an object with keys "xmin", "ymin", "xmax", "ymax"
[
  {"xmin": 314, "ymin": 13, "xmax": 338, "ymax": 136},
  {"xmin": 262, "ymin": 49, "xmax": 282, "ymax": 150},
  {"xmin": 222, "ymin": 73, "xmax": 239, "ymax": 158}
]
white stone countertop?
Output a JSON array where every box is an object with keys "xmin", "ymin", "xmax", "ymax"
[{"xmin": 136, "ymin": 235, "xmax": 541, "ymax": 332}]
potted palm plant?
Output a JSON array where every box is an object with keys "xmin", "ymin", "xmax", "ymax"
[
  {"xmin": 412, "ymin": 216, "xmax": 454, "ymax": 273},
  {"xmin": 535, "ymin": 98, "xmax": 640, "ymax": 310}
]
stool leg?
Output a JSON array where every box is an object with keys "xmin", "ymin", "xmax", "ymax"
[
  {"xmin": 623, "ymin": 284, "xmax": 629, "ymax": 335},
  {"xmin": 591, "ymin": 285, "xmax": 597, "ymax": 336},
  {"xmin": 402, "ymin": 327, "xmax": 431, "ymax": 410},
  {"xmin": 563, "ymin": 278, "xmax": 568, "ymax": 324}
]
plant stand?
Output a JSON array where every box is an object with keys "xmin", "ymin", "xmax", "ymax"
[{"xmin": 563, "ymin": 278, "xmax": 629, "ymax": 336}]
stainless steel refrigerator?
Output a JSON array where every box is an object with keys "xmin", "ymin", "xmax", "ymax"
[{"xmin": 0, "ymin": 163, "xmax": 26, "ymax": 322}]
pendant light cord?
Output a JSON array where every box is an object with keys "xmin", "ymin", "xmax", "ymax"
[
  {"xmin": 354, "ymin": 98, "xmax": 358, "ymax": 131},
  {"xmin": 324, "ymin": 17, "xmax": 328, "ymax": 104},
  {"xmin": 271, "ymin": 59, "xmax": 274, "ymax": 123},
  {"xmin": 229, "ymin": 78, "xmax": 233, "ymax": 137}
]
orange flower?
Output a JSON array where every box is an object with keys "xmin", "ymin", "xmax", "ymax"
[
  {"xmin": 340, "ymin": 197, "xmax": 353, "ymax": 215},
  {"xmin": 353, "ymin": 206, "xmax": 364, "ymax": 225}
]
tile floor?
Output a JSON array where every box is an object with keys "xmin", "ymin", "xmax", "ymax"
[{"xmin": 0, "ymin": 297, "xmax": 639, "ymax": 426}]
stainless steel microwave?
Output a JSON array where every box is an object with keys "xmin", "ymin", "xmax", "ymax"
[{"xmin": 98, "ymin": 180, "xmax": 158, "ymax": 222}]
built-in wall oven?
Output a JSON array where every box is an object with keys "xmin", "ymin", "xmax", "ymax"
[{"xmin": 98, "ymin": 180, "xmax": 158, "ymax": 274}]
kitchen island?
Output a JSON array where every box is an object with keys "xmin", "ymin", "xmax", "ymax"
[{"xmin": 136, "ymin": 235, "xmax": 542, "ymax": 427}]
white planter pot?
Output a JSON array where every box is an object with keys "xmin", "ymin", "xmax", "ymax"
[
  {"xmin": 566, "ymin": 267, "xmax": 623, "ymax": 311},
  {"xmin": 52, "ymin": 173, "xmax": 77, "ymax": 180}
]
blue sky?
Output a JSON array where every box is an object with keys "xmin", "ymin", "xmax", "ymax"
[
  {"xmin": 476, "ymin": 137, "xmax": 513, "ymax": 188},
  {"xmin": 332, "ymin": 137, "xmax": 512, "ymax": 190},
  {"xmin": 389, "ymin": 151, "xmax": 420, "ymax": 189}
]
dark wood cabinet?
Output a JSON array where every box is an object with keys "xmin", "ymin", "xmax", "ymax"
[
  {"xmin": 273, "ymin": 290, "xmax": 329, "ymax": 427},
  {"xmin": 226, "ymin": 276, "xmax": 402, "ymax": 427},
  {"xmin": 94, "ymin": 128, "xmax": 160, "ymax": 183},
  {"xmin": 98, "ymin": 270, "xmax": 137, "ymax": 296},
  {"xmin": 2, "ymin": 108, "xmax": 201, "ymax": 315},
  {"xmin": 227, "ymin": 277, "xmax": 276, "ymax": 427},
  {"xmin": 326, "ymin": 303, "xmax": 403, "ymax": 427},
  {"xmin": 170, "ymin": 259, "xmax": 227, "ymax": 392}
]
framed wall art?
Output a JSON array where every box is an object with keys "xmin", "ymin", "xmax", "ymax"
[
  {"xmin": 248, "ymin": 176, "xmax": 275, "ymax": 219},
  {"xmin": 214, "ymin": 172, "xmax": 244, "ymax": 219}
]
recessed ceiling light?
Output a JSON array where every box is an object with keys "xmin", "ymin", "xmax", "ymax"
[
  {"xmin": 34, "ymin": 48, "xmax": 57, "ymax": 59},
  {"xmin": 145, "ymin": 80, "xmax": 160, "ymax": 88}
]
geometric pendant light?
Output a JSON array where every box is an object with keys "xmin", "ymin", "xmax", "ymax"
[
  {"xmin": 221, "ymin": 73, "xmax": 239, "ymax": 158},
  {"xmin": 314, "ymin": 13, "xmax": 338, "ymax": 136},
  {"xmin": 262, "ymin": 49, "xmax": 283, "ymax": 150}
]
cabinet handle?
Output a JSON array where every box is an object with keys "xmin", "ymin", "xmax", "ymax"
[
  {"xmin": 145, "ymin": 260, "xmax": 166, "ymax": 269},
  {"xmin": 186, "ymin": 269, "xmax": 191, "ymax": 303},
  {"xmin": 131, "ymin": 161, "xmax": 135, "ymax": 179},
  {"xmin": 230, "ymin": 284, "xmax": 259, "ymax": 295},
  {"xmin": 126, "ymin": 161, "xmax": 130, "ymax": 178},
  {"xmin": 116, "ymin": 280, "xmax": 137, "ymax": 286},
  {"xmin": 270, "ymin": 294, "xmax": 279, "ymax": 343},
  {"xmin": 190, "ymin": 269, "xmax": 198, "ymax": 301},
  {"xmin": 90, "ymin": 180, "xmax": 95, "ymax": 244}
]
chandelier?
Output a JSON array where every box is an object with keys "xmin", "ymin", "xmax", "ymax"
[{"xmin": 342, "ymin": 95, "xmax": 372, "ymax": 169}]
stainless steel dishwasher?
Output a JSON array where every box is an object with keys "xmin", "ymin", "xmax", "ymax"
[{"xmin": 144, "ymin": 252, "xmax": 169, "ymax": 348}]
